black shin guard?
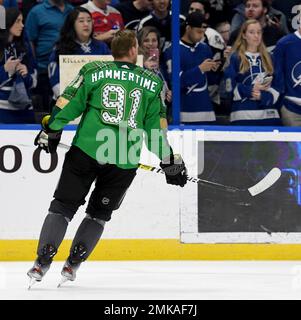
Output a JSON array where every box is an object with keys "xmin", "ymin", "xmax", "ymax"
[
  {"xmin": 68, "ymin": 215, "xmax": 105, "ymax": 264},
  {"xmin": 37, "ymin": 212, "xmax": 69, "ymax": 264}
]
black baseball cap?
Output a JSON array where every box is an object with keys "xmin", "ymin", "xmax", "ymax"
[{"xmin": 185, "ymin": 11, "xmax": 206, "ymax": 28}]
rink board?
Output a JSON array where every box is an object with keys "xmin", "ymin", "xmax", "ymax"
[
  {"xmin": 1, "ymin": 126, "xmax": 301, "ymax": 260},
  {"xmin": 180, "ymin": 130, "xmax": 301, "ymax": 244},
  {"xmin": 3, "ymin": 240, "xmax": 301, "ymax": 261}
]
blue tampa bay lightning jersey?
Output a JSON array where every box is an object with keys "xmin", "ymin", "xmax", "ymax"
[
  {"xmin": 223, "ymin": 52, "xmax": 281, "ymax": 125},
  {"xmin": 0, "ymin": 41, "xmax": 37, "ymax": 110},
  {"xmin": 164, "ymin": 40, "xmax": 219, "ymax": 123},
  {"xmin": 273, "ymin": 31, "xmax": 301, "ymax": 114}
]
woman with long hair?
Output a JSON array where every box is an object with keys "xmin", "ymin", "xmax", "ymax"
[
  {"xmin": 223, "ymin": 19, "xmax": 281, "ymax": 125},
  {"xmin": 0, "ymin": 8, "xmax": 36, "ymax": 123},
  {"xmin": 48, "ymin": 7, "xmax": 111, "ymax": 100},
  {"xmin": 137, "ymin": 26, "xmax": 172, "ymax": 123},
  {"xmin": 137, "ymin": 26, "xmax": 161, "ymax": 70}
]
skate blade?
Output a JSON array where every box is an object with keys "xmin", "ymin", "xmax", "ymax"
[
  {"xmin": 28, "ymin": 278, "xmax": 39, "ymax": 290},
  {"xmin": 57, "ymin": 276, "xmax": 71, "ymax": 288}
]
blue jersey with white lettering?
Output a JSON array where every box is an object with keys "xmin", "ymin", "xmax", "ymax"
[
  {"xmin": 164, "ymin": 40, "xmax": 219, "ymax": 124},
  {"xmin": 273, "ymin": 32, "xmax": 301, "ymax": 114},
  {"xmin": 223, "ymin": 52, "xmax": 281, "ymax": 125}
]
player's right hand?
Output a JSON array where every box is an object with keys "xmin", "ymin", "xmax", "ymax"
[
  {"xmin": 34, "ymin": 115, "xmax": 62, "ymax": 154},
  {"xmin": 199, "ymin": 59, "xmax": 218, "ymax": 73},
  {"xmin": 160, "ymin": 154, "xmax": 188, "ymax": 187},
  {"xmin": 34, "ymin": 129, "xmax": 50, "ymax": 153}
]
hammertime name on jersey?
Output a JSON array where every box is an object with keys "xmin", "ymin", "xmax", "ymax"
[{"xmin": 91, "ymin": 69, "xmax": 159, "ymax": 93}]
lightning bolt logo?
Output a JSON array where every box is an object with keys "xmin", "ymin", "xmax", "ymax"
[
  {"xmin": 294, "ymin": 74, "xmax": 301, "ymax": 88},
  {"xmin": 292, "ymin": 61, "xmax": 301, "ymax": 88}
]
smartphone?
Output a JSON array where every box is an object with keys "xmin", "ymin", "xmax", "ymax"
[
  {"xmin": 272, "ymin": 14, "xmax": 282, "ymax": 22},
  {"xmin": 213, "ymin": 53, "xmax": 221, "ymax": 62},
  {"xmin": 148, "ymin": 48, "xmax": 159, "ymax": 61},
  {"xmin": 262, "ymin": 76, "xmax": 273, "ymax": 86},
  {"xmin": 17, "ymin": 52, "xmax": 26, "ymax": 61},
  {"xmin": 268, "ymin": 13, "xmax": 281, "ymax": 23}
]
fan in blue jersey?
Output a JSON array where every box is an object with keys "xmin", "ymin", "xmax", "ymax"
[
  {"xmin": 185, "ymin": 1, "xmax": 227, "ymax": 108},
  {"xmin": 186, "ymin": 0, "xmax": 226, "ymax": 63},
  {"xmin": 48, "ymin": 7, "xmax": 111, "ymax": 101},
  {"xmin": 273, "ymin": 16, "xmax": 301, "ymax": 126},
  {"xmin": 0, "ymin": 8, "xmax": 37, "ymax": 123},
  {"xmin": 164, "ymin": 11, "xmax": 221, "ymax": 125},
  {"xmin": 223, "ymin": 19, "xmax": 281, "ymax": 126}
]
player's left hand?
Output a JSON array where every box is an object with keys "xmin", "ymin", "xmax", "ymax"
[{"xmin": 160, "ymin": 154, "xmax": 188, "ymax": 187}]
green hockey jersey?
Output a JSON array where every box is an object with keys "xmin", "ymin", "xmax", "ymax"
[{"xmin": 49, "ymin": 61, "xmax": 172, "ymax": 169}]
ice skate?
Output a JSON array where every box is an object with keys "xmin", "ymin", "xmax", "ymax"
[
  {"xmin": 27, "ymin": 260, "xmax": 51, "ymax": 290},
  {"xmin": 58, "ymin": 259, "xmax": 81, "ymax": 287}
]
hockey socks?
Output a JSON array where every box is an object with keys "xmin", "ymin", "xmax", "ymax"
[
  {"xmin": 37, "ymin": 212, "xmax": 69, "ymax": 264},
  {"xmin": 68, "ymin": 215, "xmax": 105, "ymax": 264}
]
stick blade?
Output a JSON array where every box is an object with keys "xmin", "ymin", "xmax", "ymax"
[{"xmin": 248, "ymin": 168, "xmax": 281, "ymax": 196}]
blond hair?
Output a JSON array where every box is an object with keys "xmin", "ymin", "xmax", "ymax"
[
  {"xmin": 111, "ymin": 30, "xmax": 137, "ymax": 59},
  {"xmin": 231, "ymin": 20, "xmax": 273, "ymax": 74}
]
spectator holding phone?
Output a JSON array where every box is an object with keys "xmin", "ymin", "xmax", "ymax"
[
  {"xmin": 138, "ymin": 27, "xmax": 161, "ymax": 70},
  {"xmin": 231, "ymin": 0, "xmax": 289, "ymax": 35},
  {"xmin": 223, "ymin": 19, "xmax": 281, "ymax": 125},
  {"xmin": 138, "ymin": 26, "xmax": 172, "ymax": 124},
  {"xmin": 165, "ymin": 11, "xmax": 221, "ymax": 125},
  {"xmin": 0, "ymin": 8, "xmax": 37, "ymax": 123},
  {"xmin": 229, "ymin": 0, "xmax": 287, "ymax": 52},
  {"xmin": 184, "ymin": 1, "xmax": 226, "ymax": 111}
]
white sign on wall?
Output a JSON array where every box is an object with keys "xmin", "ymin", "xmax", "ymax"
[{"xmin": 59, "ymin": 55, "xmax": 143, "ymax": 94}]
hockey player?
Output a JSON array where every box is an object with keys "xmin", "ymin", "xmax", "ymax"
[
  {"xmin": 272, "ymin": 15, "xmax": 301, "ymax": 126},
  {"xmin": 223, "ymin": 19, "xmax": 281, "ymax": 125},
  {"xmin": 27, "ymin": 30, "xmax": 187, "ymax": 288}
]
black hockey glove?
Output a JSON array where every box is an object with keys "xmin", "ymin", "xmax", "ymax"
[
  {"xmin": 34, "ymin": 115, "xmax": 62, "ymax": 154},
  {"xmin": 160, "ymin": 154, "xmax": 188, "ymax": 187}
]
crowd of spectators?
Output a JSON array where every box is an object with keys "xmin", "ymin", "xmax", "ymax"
[{"xmin": 0, "ymin": 0, "xmax": 300, "ymax": 126}]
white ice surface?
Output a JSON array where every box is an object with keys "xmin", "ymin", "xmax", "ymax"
[{"xmin": 1, "ymin": 261, "xmax": 301, "ymax": 300}]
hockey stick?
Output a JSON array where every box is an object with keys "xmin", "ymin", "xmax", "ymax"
[
  {"xmin": 137, "ymin": 163, "xmax": 281, "ymax": 196},
  {"xmin": 57, "ymin": 142, "xmax": 281, "ymax": 197}
]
